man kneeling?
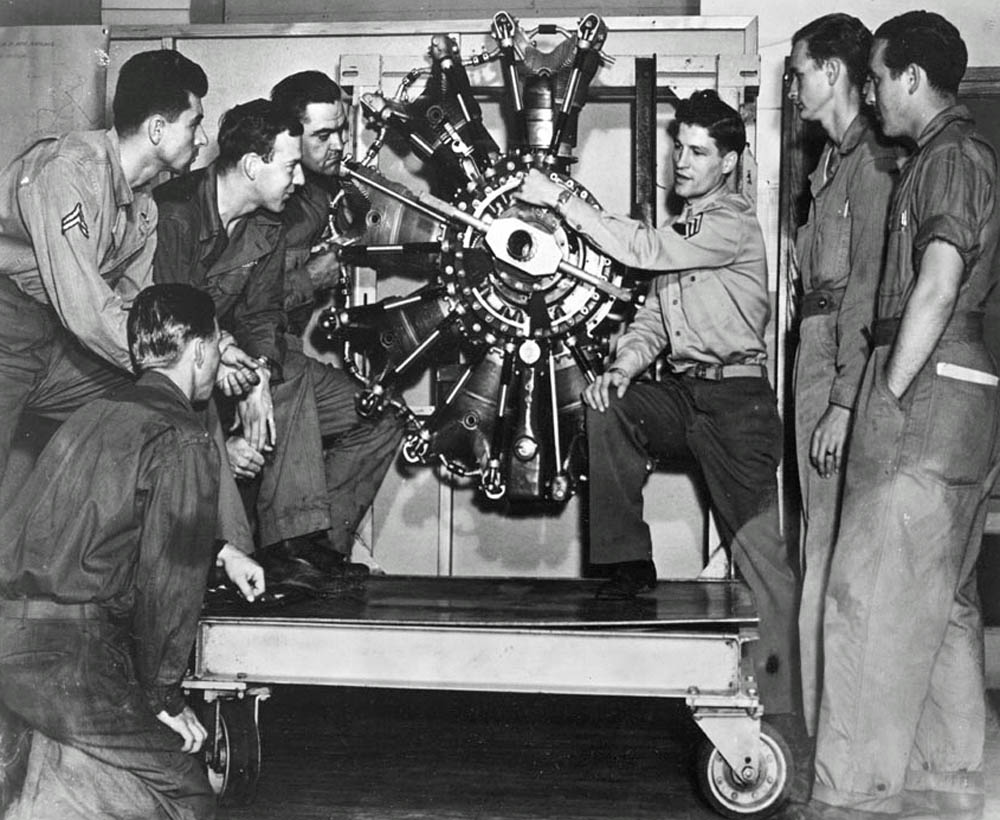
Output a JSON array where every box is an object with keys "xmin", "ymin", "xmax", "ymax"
[{"xmin": 0, "ymin": 283, "xmax": 262, "ymax": 820}]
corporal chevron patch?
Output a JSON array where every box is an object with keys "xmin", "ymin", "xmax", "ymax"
[
  {"xmin": 671, "ymin": 213, "xmax": 702, "ymax": 239},
  {"xmin": 60, "ymin": 202, "xmax": 89, "ymax": 239}
]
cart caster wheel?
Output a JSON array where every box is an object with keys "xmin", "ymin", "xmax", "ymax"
[
  {"xmin": 200, "ymin": 697, "xmax": 262, "ymax": 807},
  {"xmin": 695, "ymin": 719, "xmax": 790, "ymax": 818}
]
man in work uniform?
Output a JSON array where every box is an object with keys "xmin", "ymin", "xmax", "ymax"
[
  {"xmin": 270, "ymin": 70, "xmax": 368, "ymax": 329},
  {"xmin": 785, "ymin": 13, "xmax": 900, "ymax": 739},
  {"xmin": 271, "ymin": 71, "xmax": 406, "ymax": 570},
  {"xmin": 515, "ymin": 90, "xmax": 799, "ymax": 728},
  {"xmin": 794, "ymin": 12, "xmax": 1000, "ymax": 820},
  {"xmin": 154, "ymin": 98, "xmax": 400, "ymax": 578},
  {"xmin": 0, "ymin": 48, "xmax": 258, "ymax": 555},
  {"xmin": 0, "ymin": 283, "xmax": 263, "ymax": 820}
]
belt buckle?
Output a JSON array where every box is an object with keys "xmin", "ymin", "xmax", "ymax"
[{"xmin": 691, "ymin": 363, "xmax": 720, "ymax": 380}]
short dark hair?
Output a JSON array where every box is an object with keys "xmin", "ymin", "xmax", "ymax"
[
  {"xmin": 667, "ymin": 90, "xmax": 746, "ymax": 157},
  {"xmin": 113, "ymin": 49, "xmax": 208, "ymax": 136},
  {"xmin": 793, "ymin": 14, "xmax": 873, "ymax": 91},
  {"xmin": 874, "ymin": 11, "xmax": 967, "ymax": 96},
  {"xmin": 270, "ymin": 70, "xmax": 343, "ymax": 122},
  {"xmin": 128, "ymin": 284, "xmax": 217, "ymax": 372},
  {"xmin": 215, "ymin": 98, "xmax": 304, "ymax": 173}
]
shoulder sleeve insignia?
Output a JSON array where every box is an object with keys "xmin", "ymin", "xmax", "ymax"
[
  {"xmin": 671, "ymin": 212, "xmax": 702, "ymax": 239},
  {"xmin": 60, "ymin": 202, "xmax": 90, "ymax": 239}
]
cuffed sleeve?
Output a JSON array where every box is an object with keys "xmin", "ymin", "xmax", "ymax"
[
  {"xmin": 132, "ymin": 433, "xmax": 219, "ymax": 716},
  {"xmin": 231, "ymin": 232, "xmax": 288, "ymax": 379}
]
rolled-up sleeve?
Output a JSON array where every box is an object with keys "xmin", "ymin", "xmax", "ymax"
[
  {"xmin": 17, "ymin": 156, "xmax": 136, "ymax": 371},
  {"xmin": 913, "ymin": 146, "xmax": 994, "ymax": 276}
]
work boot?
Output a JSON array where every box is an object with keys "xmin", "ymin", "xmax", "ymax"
[
  {"xmin": 900, "ymin": 789, "xmax": 984, "ymax": 819},
  {"xmin": 260, "ymin": 541, "xmax": 328, "ymax": 590},
  {"xmin": 278, "ymin": 533, "xmax": 370, "ymax": 580},
  {"xmin": 595, "ymin": 560, "xmax": 657, "ymax": 600}
]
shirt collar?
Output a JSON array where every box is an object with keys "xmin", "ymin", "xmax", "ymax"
[
  {"xmin": 136, "ymin": 371, "xmax": 193, "ymax": 410},
  {"xmin": 104, "ymin": 129, "xmax": 134, "ymax": 208},
  {"xmin": 198, "ymin": 165, "xmax": 226, "ymax": 244},
  {"xmin": 837, "ymin": 111, "xmax": 873, "ymax": 156},
  {"xmin": 684, "ymin": 183, "xmax": 728, "ymax": 215},
  {"xmin": 916, "ymin": 104, "xmax": 973, "ymax": 149}
]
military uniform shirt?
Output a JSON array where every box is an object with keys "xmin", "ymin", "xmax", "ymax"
[
  {"xmin": 880, "ymin": 105, "xmax": 999, "ymax": 320},
  {"xmin": 0, "ymin": 129, "xmax": 156, "ymax": 371},
  {"xmin": 795, "ymin": 113, "xmax": 900, "ymax": 408},
  {"xmin": 559, "ymin": 185, "xmax": 770, "ymax": 377},
  {"xmin": 154, "ymin": 165, "xmax": 287, "ymax": 377}
]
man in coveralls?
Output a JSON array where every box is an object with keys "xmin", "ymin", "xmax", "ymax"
[
  {"xmin": 269, "ymin": 71, "xmax": 406, "ymax": 571},
  {"xmin": 790, "ymin": 12, "xmax": 1000, "ymax": 820},
  {"xmin": 515, "ymin": 90, "xmax": 801, "ymax": 736},
  {"xmin": 0, "ymin": 283, "xmax": 263, "ymax": 820},
  {"xmin": 785, "ymin": 13, "xmax": 900, "ymax": 741},
  {"xmin": 154, "ymin": 98, "xmax": 400, "ymax": 579},
  {"xmin": 270, "ymin": 71, "xmax": 369, "ymax": 328}
]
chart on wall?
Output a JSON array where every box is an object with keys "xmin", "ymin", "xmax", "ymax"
[{"xmin": 0, "ymin": 26, "xmax": 109, "ymax": 169}]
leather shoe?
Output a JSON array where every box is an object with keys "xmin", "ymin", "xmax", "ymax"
[
  {"xmin": 277, "ymin": 534, "xmax": 370, "ymax": 579},
  {"xmin": 260, "ymin": 543, "xmax": 328, "ymax": 590},
  {"xmin": 595, "ymin": 560, "xmax": 657, "ymax": 600},
  {"xmin": 900, "ymin": 789, "xmax": 984, "ymax": 819}
]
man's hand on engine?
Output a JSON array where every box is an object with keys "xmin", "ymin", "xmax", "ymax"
[{"xmin": 513, "ymin": 168, "xmax": 564, "ymax": 209}]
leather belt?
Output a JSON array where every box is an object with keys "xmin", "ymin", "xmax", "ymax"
[
  {"xmin": 684, "ymin": 363, "xmax": 767, "ymax": 381},
  {"xmin": 872, "ymin": 311, "xmax": 984, "ymax": 348},
  {"xmin": 0, "ymin": 598, "xmax": 105, "ymax": 620},
  {"xmin": 801, "ymin": 288, "xmax": 845, "ymax": 318}
]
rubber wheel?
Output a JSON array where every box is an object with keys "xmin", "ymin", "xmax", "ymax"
[
  {"xmin": 695, "ymin": 719, "xmax": 791, "ymax": 818},
  {"xmin": 201, "ymin": 697, "xmax": 262, "ymax": 807}
]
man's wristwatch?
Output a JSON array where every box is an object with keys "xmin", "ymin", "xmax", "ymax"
[{"xmin": 607, "ymin": 366, "xmax": 630, "ymax": 380}]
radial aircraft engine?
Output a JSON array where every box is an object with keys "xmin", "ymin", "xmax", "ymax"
[{"xmin": 318, "ymin": 12, "xmax": 637, "ymax": 502}]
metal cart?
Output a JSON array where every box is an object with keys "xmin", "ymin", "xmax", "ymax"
[{"xmin": 186, "ymin": 576, "xmax": 790, "ymax": 818}]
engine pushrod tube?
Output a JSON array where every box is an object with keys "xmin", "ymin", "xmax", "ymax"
[{"xmin": 343, "ymin": 165, "xmax": 629, "ymax": 302}]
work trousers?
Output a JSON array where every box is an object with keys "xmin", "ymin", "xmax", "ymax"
[
  {"xmin": 813, "ymin": 340, "xmax": 1000, "ymax": 813},
  {"xmin": 0, "ymin": 276, "xmax": 129, "ymax": 489},
  {"xmin": 793, "ymin": 313, "xmax": 847, "ymax": 735},
  {"xmin": 256, "ymin": 345, "xmax": 406, "ymax": 555},
  {"xmin": 587, "ymin": 375, "xmax": 798, "ymax": 714},
  {"xmin": 0, "ymin": 613, "xmax": 214, "ymax": 820}
]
